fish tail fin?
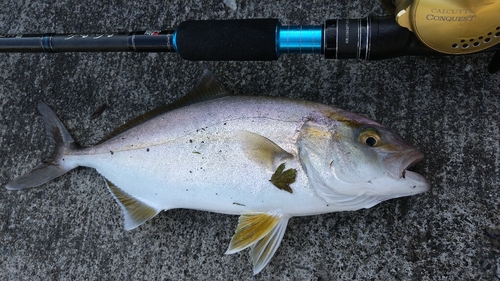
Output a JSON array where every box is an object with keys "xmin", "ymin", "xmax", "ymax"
[{"xmin": 5, "ymin": 101, "xmax": 80, "ymax": 190}]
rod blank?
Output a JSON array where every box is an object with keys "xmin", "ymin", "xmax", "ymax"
[{"xmin": 0, "ymin": 31, "xmax": 176, "ymax": 52}]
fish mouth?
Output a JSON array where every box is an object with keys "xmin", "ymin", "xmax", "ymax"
[
  {"xmin": 400, "ymin": 150, "xmax": 424, "ymax": 179},
  {"xmin": 382, "ymin": 149, "xmax": 430, "ymax": 195},
  {"xmin": 383, "ymin": 149, "xmax": 425, "ymax": 180}
]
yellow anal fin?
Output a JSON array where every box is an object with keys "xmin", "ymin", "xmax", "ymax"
[
  {"xmin": 105, "ymin": 179, "xmax": 159, "ymax": 231},
  {"xmin": 237, "ymin": 131, "xmax": 293, "ymax": 170},
  {"xmin": 226, "ymin": 212, "xmax": 290, "ymax": 275}
]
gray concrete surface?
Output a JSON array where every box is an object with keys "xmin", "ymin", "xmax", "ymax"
[{"xmin": 1, "ymin": 0, "xmax": 499, "ymax": 280}]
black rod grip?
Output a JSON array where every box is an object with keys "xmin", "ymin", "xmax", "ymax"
[{"xmin": 176, "ymin": 19, "xmax": 279, "ymax": 61}]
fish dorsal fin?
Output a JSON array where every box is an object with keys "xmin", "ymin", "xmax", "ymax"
[
  {"xmin": 225, "ymin": 212, "xmax": 290, "ymax": 275},
  {"xmin": 237, "ymin": 131, "xmax": 293, "ymax": 170},
  {"xmin": 105, "ymin": 179, "xmax": 159, "ymax": 230},
  {"xmin": 178, "ymin": 69, "xmax": 232, "ymax": 105},
  {"xmin": 98, "ymin": 70, "xmax": 230, "ymax": 143}
]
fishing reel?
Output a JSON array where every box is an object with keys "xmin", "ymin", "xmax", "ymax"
[{"xmin": 381, "ymin": 0, "xmax": 500, "ymax": 72}]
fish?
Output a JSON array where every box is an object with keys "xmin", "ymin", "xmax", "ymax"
[{"xmin": 4, "ymin": 71, "xmax": 430, "ymax": 275}]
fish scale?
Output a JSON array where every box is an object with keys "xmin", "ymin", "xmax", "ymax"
[{"xmin": 77, "ymin": 98, "xmax": 325, "ymax": 214}]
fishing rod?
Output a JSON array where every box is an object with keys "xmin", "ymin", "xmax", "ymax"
[
  {"xmin": 0, "ymin": 16, "xmax": 437, "ymax": 59},
  {"xmin": 1, "ymin": 1, "xmax": 499, "ymax": 73}
]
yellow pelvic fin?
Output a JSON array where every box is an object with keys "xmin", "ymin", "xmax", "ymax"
[
  {"xmin": 237, "ymin": 131, "xmax": 292, "ymax": 170},
  {"xmin": 250, "ymin": 216, "xmax": 289, "ymax": 275},
  {"xmin": 226, "ymin": 213, "xmax": 281, "ymax": 253},
  {"xmin": 225, "ymin": 212, "xmax": 290, "ymax": 275},
  {"xmin": 105, "ymin": 179, "xmax": 159, "ymax": 231},
  {"xmin": 269, "ymin": 163, "xmax": 296, "ymax": 193}
]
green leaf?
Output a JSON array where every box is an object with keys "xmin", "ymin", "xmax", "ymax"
[{"xmin": 269, "ymin": 163, "xmax": 296, "ymax": 193}]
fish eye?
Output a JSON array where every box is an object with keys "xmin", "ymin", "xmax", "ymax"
[
  {"xmin": 358, "ymin": 128, "xmax": 382, "ymax": 147},
  {"xmin": 365, "ymin": 137, "xmax": 377, "ymax": 147}
]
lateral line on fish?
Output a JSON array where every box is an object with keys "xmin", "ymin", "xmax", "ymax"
[{"xmin": 83, "ymin": 117, "xmax": 298, "ymax": 156}]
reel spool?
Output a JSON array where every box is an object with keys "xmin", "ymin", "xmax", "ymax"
[{"xmin": 381, "ymin": 0, "xmax": 500, "ymax": 54}]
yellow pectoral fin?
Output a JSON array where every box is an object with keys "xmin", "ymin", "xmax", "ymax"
[
  {"xmin": 105, "ymin": 179, "xmax": 159, "ymax": 231},
  {"xmin": 226, "ymin": 212, "xmax": 290, "ymax": 275},
  {"xmin": 237, "ymin": 131, "xmax": 292, "ymax": 170}
]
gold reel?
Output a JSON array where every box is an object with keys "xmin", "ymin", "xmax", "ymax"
[{"xmin": 381, "ymin": 0, "xmax": 500, "ymax": 54}]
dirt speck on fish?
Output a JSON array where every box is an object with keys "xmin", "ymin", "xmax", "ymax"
[{"xmin": 4, "ymin": 71, "xmax": 430, "ymax": 275}]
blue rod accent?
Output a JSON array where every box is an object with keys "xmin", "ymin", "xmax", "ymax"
[
  {"xmin": 172, "ymin": 30, "xmax": 178, "ymax": 52},
  {"xmin": 41, "ymin": 34, "xmax": 54, "ymax": 52},
  {"xmin": 277, "ymin": 25, "xmax": 322, "ymax": 55}
]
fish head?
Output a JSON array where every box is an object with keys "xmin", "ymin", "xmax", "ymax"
[
  {"xmin": 333, "ymin": 124, "xmax": 429, "ymax": 195},
  {"xmin": 298, "ymin": 109, "xmax": 430, "ymax": 205}
]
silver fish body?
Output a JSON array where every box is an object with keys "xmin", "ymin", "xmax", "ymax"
[{"xmin": 5, "ymin": 72, "xmax": 429, "ymax": 274}]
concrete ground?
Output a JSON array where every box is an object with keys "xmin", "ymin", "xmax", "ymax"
[{"xmin": 1, "ymin": 0, "xmax": 499, "ymax": 280}]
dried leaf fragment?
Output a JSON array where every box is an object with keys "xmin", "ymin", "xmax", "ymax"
[{"xmin": 269, "ymin": 163, "xmax": 296, "ymax": 193}]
